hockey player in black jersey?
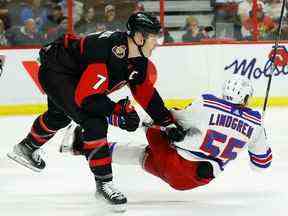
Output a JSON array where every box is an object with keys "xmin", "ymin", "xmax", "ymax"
[{"xmin": 7, "ymin": 12, "xmax": 185, "ymax": 212}]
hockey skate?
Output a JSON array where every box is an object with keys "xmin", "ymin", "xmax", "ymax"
[
  {"xmin": 95, "ymin": 180, "xmax": 127, "ymax": 212},
  {"xmin": 7, "ymin": 139, "xmax": 46, "ymax": 172},
  {"xmin": 59, "ymin": 123, "xmax": 82, "ymax": 155}
]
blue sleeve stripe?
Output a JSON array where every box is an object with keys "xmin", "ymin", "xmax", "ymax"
[
  {"xmin": 250, "ymin": 159, "xmax": 271, "ymax": 168},
  {"xmin": 248, "ymin": 148, "xmax": 272, "ymax": 159}
]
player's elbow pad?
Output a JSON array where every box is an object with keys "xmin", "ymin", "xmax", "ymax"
[{"xmin": 81, "ymin": 94, "xmax": 115, "ymax": 117}]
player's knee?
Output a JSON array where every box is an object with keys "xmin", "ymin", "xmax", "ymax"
[
  {"xmin": 81, "ymin": 117, "xmax": 108, "ymax": 139},
  {"xmin": 43, "ymin": 111, "xmax": 71, "ymax": 130},
  {"xmin": 81, "ymin": 94, "xmax": 114, "ymax": 117},
  {"xmin": 196, "ymin": 161, "xmax": 214, "ymax": 179}
]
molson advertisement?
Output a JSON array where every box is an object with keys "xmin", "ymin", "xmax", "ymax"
[{"xmin": 0, "ymin": 43, "xmax": 287, "ymax": 115}]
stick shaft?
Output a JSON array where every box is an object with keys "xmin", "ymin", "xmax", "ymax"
[{"xmin": 262, "ymin": 0, "xmax": 287, "ymax": 117}]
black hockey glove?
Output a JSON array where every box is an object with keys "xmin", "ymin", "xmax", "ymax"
[
  {"xmin": 114, "ymin": 97, "xmax": 140, "ymax": 132},
  {"xmin": 165, "ymin": 123, "xmax": 186, "ymax": 142},
  {"xmin": 155, "ymin": 113, "xmax": 186, "ymax": 143}
]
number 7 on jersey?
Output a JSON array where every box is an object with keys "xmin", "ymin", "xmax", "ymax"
[{"xmin": 93, "ymin": 74, "xmax": 106, "ymax": 90}]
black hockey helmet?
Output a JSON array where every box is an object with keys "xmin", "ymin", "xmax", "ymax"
[{"xmin": 127, "ymin": 12, "xmax": 161, "ymax": 36}]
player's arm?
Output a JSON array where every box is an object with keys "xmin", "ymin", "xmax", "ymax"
[
  {"xmin": 170, "ymin": 97, "xmax": 204, "ymax": 130},
  {"xmin": 129, "ymin": 59, "xmax": 185, "ymax": 141},
  {"xmin": 248, "ymin": 126, "xmax": 272, "ymax": 171},
  {"xmin": 79, "ymin": 95, "xmax": 140, "ymax": 132},
  {"xmin": 74, "ymin": 62, "xmax": 140, "ymax": 131}
]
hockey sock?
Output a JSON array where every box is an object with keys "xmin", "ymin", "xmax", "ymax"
[
  {"xmin": 26, "ymin": 114, "xmax": 58, "ymax": 150},
  {"xmin": 81, "ymin": 117, "xmax": 113, "ymax": 182},
  {"xmin": 82, "ymin": 138, "xmax": 113, "ymax": 182}
]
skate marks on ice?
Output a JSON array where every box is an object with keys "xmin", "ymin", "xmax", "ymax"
[
  {"xmin": 125, "ymin": 189, "xmax": 282, "ymax": 216},
  {"xmin": 0, "ymin": 109, "xmax": 287, "ymax": 216},
  {"xmin": 0, "ymin": 193, "xmax": 114, "ymax": 216},
  {"xmin": 0, "ymin": 190, "xmax": 281, "ymax": 216}
]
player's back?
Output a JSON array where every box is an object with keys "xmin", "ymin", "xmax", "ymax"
[
  {"xmin": 40, "ymin": 31, "xmax": 129, "ymax": 74},
  {"xmin": 171, "ymin": 93, "xmax": 271, "ymax": 176}
]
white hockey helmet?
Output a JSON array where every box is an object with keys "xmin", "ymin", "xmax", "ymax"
[{"xmin": 222, "ymin": 75, "xmax": 254, "ymax": 105}]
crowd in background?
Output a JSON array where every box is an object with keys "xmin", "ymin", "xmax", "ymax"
[
  {"xmin": 213, "ymin": 0, "xmax": 287, "ymax": 41},
  {"xmin": 0, "ymin": 0, "xmax": 67, "ymax": 45},
  {"xmin": 0, "ymin": 0, "xmax": 287, "ymax": 46},
  {"xmin": 0, "ymin": 0, "xmax": 144, "ymax": 46}
]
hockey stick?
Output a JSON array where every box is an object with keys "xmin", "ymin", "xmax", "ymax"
[
  {"xmin": 0, "ymin": 55, "xmax": 5, "ymax": 77},
  {"xmin": 262, "ymin": 0, "xmax": 287, "ymax": 118},
  {"xmin": 141, "ymin": 121, "xmax": 167, "ymax": 131}
]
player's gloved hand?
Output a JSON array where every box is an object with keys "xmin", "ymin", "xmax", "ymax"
[
  {"xmin": 114, "ymin": 97, "xmax": 140, "ymax": 132},
  {"xmin": 156, "ymin": 115, "xmax": 186, "ymax": 142},
  {"xmin": 165, "ymin": 123, "xmax": 186, "ymax": 142}
]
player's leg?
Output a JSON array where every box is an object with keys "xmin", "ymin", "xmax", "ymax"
[
  {"xmin": 79, "ymin": 116, "xmax": 126, "ymax": 208},
  {"xmin": 141, "ymin": 127, "xmax": 172, "ymax": 179},
  {"xmin": 143, "ymin": 127, "xmax": 213, "ymax": 190},
  {"xmin": 40, "ymin": 70, "xmax": 127, "ymax": 210},
  {"xmin": 7, "ymin": 48, "xmax": 77, "ymax": 171},
  {"xmin": 7, "ymin": 98, "xmax": 71, "ymax": 172},
  {"xmin": 111, "ymin": 142, "xmax": 146, "ymax": 165},
  {"xmin": 60, "ymin": 124, "xmax": 147, "ymax": 165}
]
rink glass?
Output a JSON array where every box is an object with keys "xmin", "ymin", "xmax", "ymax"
[{"xmin": 0, "ymin": 0, "xmax": 287, "ymax": 47}]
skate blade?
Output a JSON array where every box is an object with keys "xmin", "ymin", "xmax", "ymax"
[
  {"xmin": 95, "ymin": 193, "xmax": 127, "ymax": 213},
  {"xmin": 7, "ymin": 152, "xmax": 42, "ymax": 173},
  {"xmin": 112, "ymin": 204, "xmax": 127, "ymax": 213}
]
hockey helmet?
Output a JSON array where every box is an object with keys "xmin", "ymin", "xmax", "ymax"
[
  {"xmin": 127, "ymin": 12, "xmax": 161, "ymax": 36},
  {"xmin": 222, "ymin": 75, "xmax": 254, "ymax": 105}
]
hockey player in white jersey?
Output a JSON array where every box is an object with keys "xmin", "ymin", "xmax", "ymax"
[{"xmin": 62, "ymin": 74, "xmax": 272, "ymax": 190}]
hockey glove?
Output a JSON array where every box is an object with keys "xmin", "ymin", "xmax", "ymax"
[
  {"xmin": 155, "ymin": 113, "xmax": 186, "ymax": 143},
  {"xmin": 114, "ymin": 97, "xmax": 140, "ymax": 132},
  {"xmin": 165, "ymin": 123, "xmax": 186, "ymax": 142}
]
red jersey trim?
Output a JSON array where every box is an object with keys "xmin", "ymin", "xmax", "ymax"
[
  {"xmin": 75, "ymin": 63, "xmax": 109, "ymax": 106},
  {"xmin": 132, "ymin": 60, "xmax": 158, "ymax": 109}
]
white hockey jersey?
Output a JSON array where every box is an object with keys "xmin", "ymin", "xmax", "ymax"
[{"xmin": 171, "ymin": 93, "xmax": 272, "ymax": 177}]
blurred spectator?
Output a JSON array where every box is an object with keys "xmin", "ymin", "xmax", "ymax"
[
  {"xmin": 163, "ymin": 28, "xmax": 174, "ymax": 43},
  {"xmin": 280, "ymin": 13, "xmax": 288, "ymax": 39},
  {"xmin": 242, "ymin": 4, "xmax": 277, "ymax": 40},
  {"xmin": 103, "ymin": 4, "xmax": 125, "ymax": 31},
  {"xmin": 265, "ymin": 0, "xmax": 282, "ymax": 22},
  {"xmin": 215, "ymin": 0, "xmax": 240, "ymax": 22},
  {"xmin": 0, "ymin": 0, "xmax": 11, "ymax": 29},
  {"xmin": 20, "ymin": 0, "xmax": 49, "ymax": 31},
  {"xmin": 75, "ymin": 6, "xmax": 96, "ymax": 35},
  {"xmin": 6, "ymin": 18, "xmax": 42, "ymax": 45},
  {"xmin": 43, "ymin": 5, "xmax": 66, "ymax": 34},
  {"xmin": 95, "ymin": 23, "xmax": 106, "ymax": 33},
  {"xmin": 133, "ymin": 1, "xmax": 145, "ymax": 14},
  {"xmin": 60, "ymin": 0, "xmax": 83, "ymax": 24},
  {"xmin": 0, "ymin": 18, "xmax": 8, "ymax": 45},
  {"xmin": 182, "ymin": 16, "xmax": 208, "ymax": 42},
  {"xmin": 238, "ymin": 0, "xmax": 265, "ymax": 22},
  {"xmin": 45, "ymin": 18, "xmax": 67, "ymax": 44}
]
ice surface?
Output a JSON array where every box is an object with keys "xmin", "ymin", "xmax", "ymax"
[{"xmin": 0, "ymin": 108, "xmax": 287, "ymax": 216}]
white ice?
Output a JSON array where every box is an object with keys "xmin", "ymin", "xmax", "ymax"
[{"xmin": 0, "ymin": 108, "xmax": 287, "ymax": 216}]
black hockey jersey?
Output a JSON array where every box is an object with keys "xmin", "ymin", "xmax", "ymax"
[{"xmin": 40, "ymin": 31, "xmax": 172, "ymax": 125}]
